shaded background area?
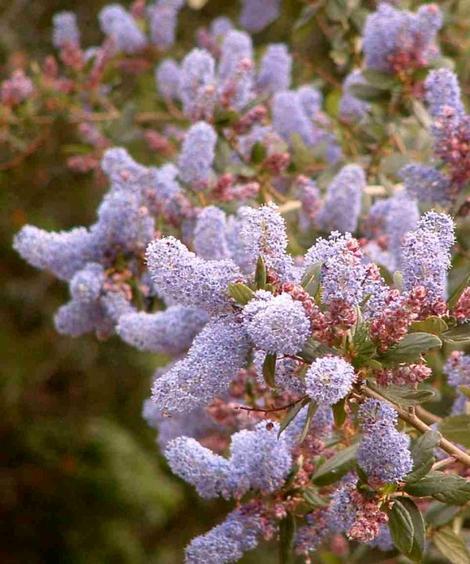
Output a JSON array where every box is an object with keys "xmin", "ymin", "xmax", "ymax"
[{"xmin": 1, "ymin": 1, "xmax": 470, "ymax": 562}]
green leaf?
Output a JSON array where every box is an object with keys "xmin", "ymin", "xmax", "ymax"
[
  {"xmin": 393, "ymin": 271, "xmax": 404, "ymax": 291},
  {"xmin": 412, "ymin": 99, "xmax": 432, "ymax": 128},
  {"xmin": 441, "ymin": 325, "xmax": 470, "ymax": 346},
  {"xmin": 214, "ymin": 109, "xmax": 239, "ymax": 127},
  {"xmin": 392, "ymin": 270, "xmax": 403, "ymax": 292},
  {"xmin": 278, "ymin": 397, "xmax": 310, "ymax": 438},
  {"xmin": 439, "ymin": 415, "xmax": 470, "ymax": 448},
  {"xmin": 378, "ymin": 332, "xmax": 442, "ymax": 365},
  {"xmin": 227, "ymin": 283, "xmax": 254, "ymax": 305},
  {"xmin": 448, "ymin": 274, "xmax": 470, "ymax": 309},
  {"xmin": 299, "ymin": 338, "xmax": 335, "ymax": 363},
  {"xmin": 298, "ymin": 402, "xmax": 318, "ymax": 444},
  {"xmin": 355, "ymin": 464, "xmax": 369, "ymax": 486},
  {"xmin": 279, "ymin": 513, "xmax": 296, "ymax": 564},
  {"xmin": 351, "ymin": 323, "xmax": 377, "ymax": 368},
  {"xmin": 425, "ymin": 502, "xmax": 460, "ymax": 527},
  {"xmin": 301, "ymin": 261, "xmax": 322, "ymax": 298},
  {"xmin": 62, "ymin": 143, "xmax": 94, "ymax": 155},
  {"xmin": 405, "ymin": 430, "xmax": 440, "ymax": 483},
  {"xmin": 250, "ymin": 141, "xmax": 267, "ymax": 165},
  {"xmin": 371, "ymin": 383, "xmax": 438, "ymax": 407},
  {"xmin": 400, "ymin": 497, "xmax": 425, "ymax": 562},
  {"xmin": 362, "ymin": 69, "xmax": 397, "ymax": 89},
  {"xmin": 255, "ymin": 255, "xmax": 267, "ymax": 289},
  {"xmin": 433, "ymin": 527, "xmax": 470, "ymax": 564},
  {"xmin": 388, "ymin": 499, "xmax": 414, "ymax": 555},
  {"xmin": 365, "ymin": 359, "xmax": 383, "ymax": 371},
  {"xmin": 226, "ymin": 162, "xmax": 257, "ymax": 178},
  {"xmin": 404, "ymin": 471, "xmax": 470, "ymax": 505},
  {"xmin": 410, "ymin": 316, "xmax": 449, "ymax": 335},
  {"xmin": 294, "ymin": 5, "xmax": 319, "ymax": 31},
  {"xmin": 459, "ymin": 386, "xmax": 470, "ymax": 399},
  {"xmin": 332, "ymin": 398, "xmax": 347, "ymax": 428},
  {"xmin": 312, "ymin": 443, "xmax": 358, "ymax": 486},
  {"xmin": 263, "ymin": 353, "xmax": 276, "ymax": 389},
  {"xmin": 302, "ymin": 487, "xmax": 328, "ymax": 508},
  {"xmin": 348, "ymin": 82, "xmax": 390, "ymax": 102},
  {"xmin": 325, "ymin": 0, "xmax": 346, "ymax": 23}
]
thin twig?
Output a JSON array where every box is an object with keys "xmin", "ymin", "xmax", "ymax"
[
  {"xmin": 416, "ymin": 406, "xmax": 442, "ymax": 425},
  {"xmin": 432, "ymin": 457, "xmax": 456, "ymax": 471},
  {"xmin": 362, "ymin": 385, "xmax": 470, "ymax": 468},
  {"xmin": 234, "ymin": 397, "xmax": 307, "ymax": 414},
  {"xmin": 279, "ymin": 200, "xmax": 302, "ymax": 215},
  {"xmin": 0, "ymin": 131, "xmax": 48, "ymax": 171},
  {"xmin": 267, "ymin": 184, "xmax": 290, "ymax": 204},
  {"xmin": 364, "ymin": 185, "xmax": 388, "ymax": 196}
]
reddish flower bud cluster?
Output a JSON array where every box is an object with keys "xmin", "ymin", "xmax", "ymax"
[
  {"xmin": 213, "ymin": 174, "xmax": 259, "ymax": 202},
  {"xmin": 234, "ymin": 105, "xmax": 267, "ymax": 134},
  {"xmin": 388, "ymin": 50, "xmax": 427, "ymax": 76},
  {"xmin": 0, "ymin": 70, "xmax": 34, "ymax": 106},
  {"xmin": 67, "ymin": 155, "xmax": 101, "ymax": 173},
  {"xmin": 144, "ymin": 130, "xmax": 173, "ymax": 156},
  {"xmin": 370, "ymin": 286, "xmax": 430, "ymax": 351},
  {"xmin": 434, "ymin": 108, "xmax": 470, "ymax": 188},
  {"xmin": 326, "ymin": 300, "xmax": 357, "ymax": 329},
  {"xmin": 278, "ymin": 282, "xmax": 328, "ymax": 335},
  {"xmin": 278, "ymin": 282, "xmax": 360, "ymax": 346},
  {"xmin": 453, "ymin": 287, "xmax": 470, "ymax": 323},
  {"xmin": 347, "ymin": 492, "xmax": 388, "ymax": 543},
  {"xmin": 59, "ymin": 44, "xmax": 85, "ymax": 71},
  {"xmin": 103, "ymin": 268, "xmax": 134, "ymax": 301},
  {"xmin": 376, "ymin": 363, "xmax": 432, "ymax": 387},
  {"xmin": 263, "ymin": 152, "xmax": 290, "ymax": 175}
]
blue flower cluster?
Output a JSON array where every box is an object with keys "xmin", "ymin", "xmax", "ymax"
[
  {"xmin": 445, "ymin": 352, "xmax": 470, "ymax": 415},
  {"xmin": 401, "ymin": 211, "xmax": 454, "ymax": 304},
  {"xmin": 99, "ymin": 4, "xmax": 147, "ymax": 53},
  {"xmin": 317, "ymin": 164, "xmax": 365, "ymax": 233},
  {"xmin": 357, "ymin": 399, "xmax": 413, "ymax": 483},
  {"xmin": 304, "ymin": 232, "xmax": 367, "ymax": 306},
  {"xmin": 243, "ymin": 292, "xmax": 311, "ymax": 355},
  {"xmin": 305, "ymin": 356, "xmax": 356, "ymax": 406},
  {"xmin": 97, "ymin": 0, "xmax": 183, "ymax": 54},
  {"xmin": 52, "ymin": 11, "xmax": 80, "ymax": 48},
  {"xmin": 186, "ymin": 508, "xmax": 263, "ymax": 563},
  {"xmin": 165, "ymin": 421, "xmax": 292, "ymax": 498},
  {"xmin": 363, "ymin": 3, "xmax": 442, "ymax": 73}
]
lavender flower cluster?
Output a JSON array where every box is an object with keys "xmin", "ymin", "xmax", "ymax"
[
  {"xmin": 401, "ymin": 68, "xmax": 470, "ymax": 202},
  {"xmin": 357, "ymin": 399, "xmax": 413, "ymax": 483}
]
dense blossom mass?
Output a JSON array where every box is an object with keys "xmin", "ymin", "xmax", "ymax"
[{"xmin": 8, "ymin": 0, "xmax": 470, "ymax": 562}]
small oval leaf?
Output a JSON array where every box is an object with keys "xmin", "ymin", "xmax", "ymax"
[
  {"xmin": 389, "ymin": 499, "xmax": 414, "ymax": 555},
  {"xmin": 228, "ymin": 282, "xmax": 255, "ymax": 305},
  {"xmin": 433, "ymin": 526, "xmax": 470, "ymax": 564},
  {"xmin": 312, "ymin": 443, "xmax": 358, "ymax": 486},
  {"xmin": 263, "ymin": 353, "xmax": 277, "ymax": 388},
  {"xmin": 439, "ymin": 415, "xmax": 470, "ymax": 448},
  {"xmin": 379, "ymin": 332, "xmax": 442, "ymax": 365}
]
